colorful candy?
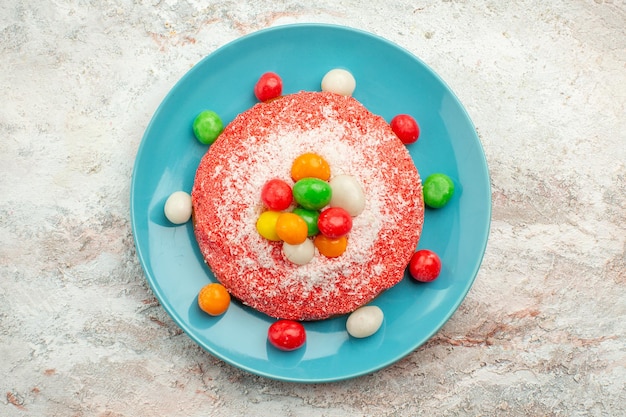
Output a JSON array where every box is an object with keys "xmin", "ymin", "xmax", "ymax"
[
  {"xmin": 292, "ymin": 207, "xmax": 320, "ymax": 236},
  {"xmin": 268, "ymin": 320, "xmax": 306, "ymax": 351},
  {"xmin": 317, "ymin": 207, "xmax": 352, "ymax": 238},
  {"xmin": 197, "ymin": 283, "xmax": 231, "ymax": 316},
  {"xmin": 423, "ymin": 173, "xmax": 455, "ymax": 208},
  {"xmin": 193, "ymin": 110, "xmax": 224, "ymax": 145},
  {"xmin": 254, "ymin": 72, "xmax": 283, "ymax": 102},
  {"xmin": 346, "ymin": 305, "xmax": 384, "ymax": 338},
  {"xmin": 390, "ymin": 114, "xmax": 420, "ymax": 144},
  {"xmin": 256, "ymin": 210, "xmax": 282, "ymax": 241},
  {"xmin": 409, "ymin": 250, "xmax": 442, "ymax": 282},
  {"xmin": 261, "ymin": 178, "xmax": 293, "ymax": 211},
  {"xmin": 292, "ymin": 178, "xmax": 332, "ymax": 210},
  {"xmin": 283, "ymin": 239, "xmax": 315, "ymax": 265},
  {"xmin": 164, "ymin": 191, "xmax": 192, "ymax": 224},
  {"xmin": 275, "ymin": 212, "xmax": 308, "ymax": 245},
  {"xmin": 314, "ymin": 234, "xmax": 348, "ymax": 258},
  {"xmin": 329, "ymin": 174, "xmax": 365, "ymax": 216},
  {"xmin": 291, "ymin": 153, "xmax": 331, "ymax": 181},
  {"xmin": 321, "ymin": 68, "xmax": 356, "ymax": 96},
  {"xmin": 255, "ymin": 153, "xmax": 367, "ymax": 263}
]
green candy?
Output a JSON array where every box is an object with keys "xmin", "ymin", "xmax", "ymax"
[
  {"xmin": 292, "ymin": 207, "xmax": 320, "ymax": 236},
  {"xmin": 193, "ymin": 110, "xmax": 223, "ymax": 145},
  {"xmin": 423, "ymin": 173, "xmax": 455, "ymax": 208},
  {"xmin": 293, "ymin": 178, "xmax": 332, "ymax": 211}
]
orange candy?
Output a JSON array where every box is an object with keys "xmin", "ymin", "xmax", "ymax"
[
  {"xmin": 314, "ymin": 234, "xmax": 348, "ymax": 258},
  {"xmin": 291, "ymin": 153, "xmax": 331, "ymax": 181},
  {"xmin": 198, "ymin": 283, "xmax": 231, "ymax": 316},
  {"xmin": 275, "ymin": 212, "xmax": 308, "ymax": 245}
]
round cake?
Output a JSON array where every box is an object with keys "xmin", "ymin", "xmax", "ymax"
[{"xmin": 192, "ymin": 91, "xmax": 424, "ymax": 321}]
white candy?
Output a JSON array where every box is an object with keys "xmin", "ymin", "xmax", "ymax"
[
  {"xmin": 329, "ymin": 174, "xmax": 366, "ymax": 216},
  {"xmin": 164, "ymin": 191, "xmax": 192, "ymax": 224},
  {"xmin": 321, "ymin": 68, "xmax": 356, "ymax": 96},
  {"xmin": 346, "ymin": 306, "xmax": 384, "ymax": 338},
  {"xmin": 283, "ymin": 239, "xmax": 315, "ymax": 265}
]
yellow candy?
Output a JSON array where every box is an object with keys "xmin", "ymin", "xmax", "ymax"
[{"xmin": 256, "ymin": 210, "xmax": 282, "ymax": 241}]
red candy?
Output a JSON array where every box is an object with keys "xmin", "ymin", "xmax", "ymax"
[
  {"xmin": 390, "ymin": 114, "xmax": 420, "ymax": 144},
  {"xmin": 317, "ymin": 207, "xmax": 352, "ymax": 238},
  {"xmin": 268, "ymin": 320, "xmax": 306, "ymax": 351},
  {"xmin": 261, "ymin": 179, "xmax": 293, "ymax": 211},
  {"xmin": 254, "ymin": 72, "xmax": 283, "ymax": 102},
  {"xmin": 409, "ymin": 250, "xmax": 441, "ymax": 282}
]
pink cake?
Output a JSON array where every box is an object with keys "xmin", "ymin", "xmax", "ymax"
[{"xmin": 192, "ymin": 91, "xmax": 424, "ymax": 320}]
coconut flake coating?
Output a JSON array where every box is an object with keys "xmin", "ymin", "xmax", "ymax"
[{"xmin": 192, "ymin": 91, "xmax": 423, "ymax": 320}]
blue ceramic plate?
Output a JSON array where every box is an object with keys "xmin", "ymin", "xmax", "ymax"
[{"xmin": 131, "ymin": 24, "xmax": 491, "ymax": 383}]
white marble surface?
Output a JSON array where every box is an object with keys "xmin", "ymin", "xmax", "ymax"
[{"xmin": 1, "ymin": 1, "xmax": 625, "ymax": 416}]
